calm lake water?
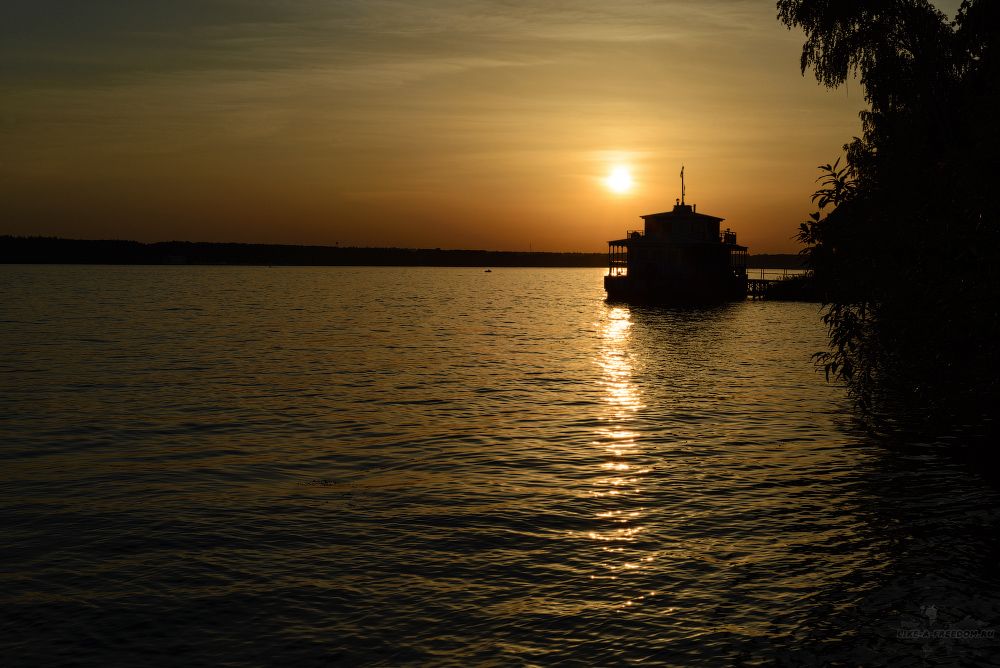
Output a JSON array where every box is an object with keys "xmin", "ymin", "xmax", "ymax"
[{"xmin": 2, "ymin": 265, "xmax": 998, "ymax": 666}]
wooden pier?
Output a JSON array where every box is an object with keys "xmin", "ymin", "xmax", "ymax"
[
  {"xmin": 746, "ymin": 271, "xmax": 817, "ymax": 301},
  {"xmin": 747, "ymin": 278, "xmax": 779, "ymax": 300}
]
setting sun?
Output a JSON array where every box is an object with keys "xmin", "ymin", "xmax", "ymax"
[{"xmin": 606, "ymin": 166, "xmax": 634, "ymax": 194}]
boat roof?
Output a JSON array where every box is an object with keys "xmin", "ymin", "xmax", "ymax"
[{"xmin": 640, "ymin": 203, "xmax": 724, "ymax": 223}]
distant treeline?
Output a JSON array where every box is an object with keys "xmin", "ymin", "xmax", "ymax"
[
  {"xmin": 0, "ymin": 236, "xmax": 605, "ymax": 268},
  {"xmin": 0, "ymin": 236, "xmax": 803, "ymax": 268}
]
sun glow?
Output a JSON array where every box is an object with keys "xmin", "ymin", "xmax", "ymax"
[{"xmin": 605, "ymin": 166, "xmax": 634, "ymax": 194}]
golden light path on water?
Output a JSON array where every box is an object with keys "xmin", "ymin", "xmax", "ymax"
[{"xmin": 591, "ymin": 306, "xmax": 658, "ymax": 612}]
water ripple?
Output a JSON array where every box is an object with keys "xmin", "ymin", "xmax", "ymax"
[{"xmin": 2, "ymin": 266, "xmax": 998, "ymax": 665}]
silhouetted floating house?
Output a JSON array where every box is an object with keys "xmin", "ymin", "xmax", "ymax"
[{"xmin": 605, "ymin": 173, "xmax": 747, "ymax": 303}]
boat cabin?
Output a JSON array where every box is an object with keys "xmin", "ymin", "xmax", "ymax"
[{"xmin": 605, "ymin": 194, "xmax": 747, "ymax": 303}]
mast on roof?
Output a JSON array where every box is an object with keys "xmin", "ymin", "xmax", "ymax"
[{"xmin": 680, "ymin": 165, "xmax": 685, "ymax": 205}]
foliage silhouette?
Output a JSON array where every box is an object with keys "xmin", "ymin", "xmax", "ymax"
[{"xmin": 780, "ymin": 0, "xmax": 1000, "ymax": 423}]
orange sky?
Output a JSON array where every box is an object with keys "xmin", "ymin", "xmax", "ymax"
[{"xmin": 0, "ymin": 1, "xmax": 962, "ymax": 253}]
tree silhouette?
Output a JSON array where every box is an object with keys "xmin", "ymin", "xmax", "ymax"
[{"xmin": 780, "ymin": 0, "xmax": 1000, "ymax": 421}]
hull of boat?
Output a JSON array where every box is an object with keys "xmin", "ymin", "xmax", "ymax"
[{"xmin": 604, "ymin": 274, "xmax": 747, "ymax": 304}]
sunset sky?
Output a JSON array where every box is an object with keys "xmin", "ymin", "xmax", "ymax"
[{"xmin": 1, "ymin": 0, "xmax": 961, "ymax": 253}]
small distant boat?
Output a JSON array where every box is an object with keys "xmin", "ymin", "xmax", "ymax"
[{"xmin": 484, "ymin": 269, "xmax": 492, "ymax": 273}]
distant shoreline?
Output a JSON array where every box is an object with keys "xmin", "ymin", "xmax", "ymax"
[{"xmin": 1, "ymin": 236, "xmax": 805, "ymax": 269}]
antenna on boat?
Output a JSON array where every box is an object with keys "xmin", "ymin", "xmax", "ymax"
[{"xmin": 680, "ymin": 165, "xmax": 685, "ymax": 205}]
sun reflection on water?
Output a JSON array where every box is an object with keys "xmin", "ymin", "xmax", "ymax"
[{"xmin": 589, "ymin": 306, "xmax": 657, "ymax": 605}]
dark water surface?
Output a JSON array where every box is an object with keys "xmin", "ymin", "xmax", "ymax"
[{"xmin": 2, "ymin": 266, "xmax": 998, "ymax": 665}]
